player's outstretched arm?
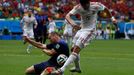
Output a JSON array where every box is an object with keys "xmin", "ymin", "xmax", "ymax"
[
  {"xmin": 42, "ymin": 49, "xmax": 57, "ymax": 56},
  {"xmin": 65, "ymin": 13, "xmax": 77, "ymax": 27},
  {"xmin": 98, "ymin": 7, "xmax": 117, "ymax": 27},
  {"xmin": 105, "ymin": 8, "xmax": 118, "ymax": 28},
  {"xmin": 23, "ymin": 36, "xmax": 46, "ymax": 49},
  {"xmin": 24, "ymin": 36, "xmax": 57, "ymax": 56},
  {"xmin": 66, "ymin": 13, "xmax": 81, "ymax": 31}
]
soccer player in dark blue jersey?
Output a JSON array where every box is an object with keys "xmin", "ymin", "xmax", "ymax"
[
  {"xmin": 24, "ymin": 32, "xmax": 69, "ymax": 75},
  {"xmin": 34, "ymin": 11, "xmax": 48, "ymax": 44}
]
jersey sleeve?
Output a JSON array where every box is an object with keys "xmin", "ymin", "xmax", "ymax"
[
  {"xmin": 46, "ymin": 44, "xmax": 53, "ymax": 49},
  {"xmin": 46, "ymin": 43, "xmax": 61, "ymax": 52},
  {"xmin": 96, "ymin": 2, "xmax": 105, "ymax": 11},
  {"xmin": 92, "ymin": 2, "xmax": 105, "ymax": 11},
  {"xmin": 69, "ymin": 5, "xmax": 80, "ymax": 15}
]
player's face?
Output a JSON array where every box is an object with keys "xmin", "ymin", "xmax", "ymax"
[
  {"xmin": 80, "ymin": 1, "xmax": 90, "ymax": 10},
  {"xmin": 48, "ymin": 34, "xmax": 57, "ymax": 43}
]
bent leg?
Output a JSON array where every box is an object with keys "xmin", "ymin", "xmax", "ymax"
[
  {"xmin": 60, "ymin": 46, "xmax": 81, "ymax": 71},
  {"xmin": 25, "ymin": 66, "xmax": 36, "ymax": 75}
]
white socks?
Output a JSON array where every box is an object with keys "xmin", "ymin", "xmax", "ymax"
[
  {"xmin": 74, "ymin": 54, "xmax": 80, "ymax": 69},
  {"xmin": 60, "ymin": 52, "xmax": 78, "ymax": 72}
]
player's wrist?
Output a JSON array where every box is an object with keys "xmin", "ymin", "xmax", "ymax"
[
  {"xmin": 111, "ymin": 16, "xmax": 117, "ymax": 23},
  {"xmin": 72, "ymin": 24, "xmax": 76, "ymax": 27},
  {"xmin": 111, "ymin": 16, "xmax": 116, "ymax": 21},
  {"xmin": 72, "ymin": 24, "xmax": 78, "ymax": 27}
]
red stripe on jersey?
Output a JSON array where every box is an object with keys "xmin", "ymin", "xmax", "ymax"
[
  {"xmin": 82, "ymin": 30, "xmax": 94, "ymax": 44},
  {"xmin": 65, "ymin": 18, "xmax": 74, "ymax": 26},
  {"xmin": 75, "ymin": 4, "xmax": 81, "ymax": 10},
  {"xmin": 65, "ymin": 4, "xmax": 80, "ymax": 26}
]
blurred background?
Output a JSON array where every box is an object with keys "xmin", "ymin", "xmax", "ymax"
[
  {"xmin": 0, "ymin": 0, "xmax": 133, "ymax": 40},
  {"xmin": 0, "ymin": 1, "xmax": 134, "ymax": 75}
]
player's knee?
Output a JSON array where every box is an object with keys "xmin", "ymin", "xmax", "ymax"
[
  {"xmin": 25, "ymin": 68, "xmax": 30, "ymax": 74},
  {"xmin": 71, "ymin": 52, "xmax": 79, "ymax": 58},
  {"xmin": 25, "ymin": 66, "xmax": 35, "ymax": 75},
  {"xmin": 71, "ymin": 46, "xmax": 81, "ymax": 54}
]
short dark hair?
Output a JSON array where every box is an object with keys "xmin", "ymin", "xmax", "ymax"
[
  {"xmin": 50, "ymin": 32, "xmax": 60, "ymax": 37},
  {"xmin": 79, "ymin": 0, "xmax": 89, "ymax": 5}
]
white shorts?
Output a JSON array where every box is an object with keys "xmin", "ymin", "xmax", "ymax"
[
  {"xmin": 23, "ymin": 29, "xmax": 34, "ymax": 38},
  {"xmin": 73, "ymin": 29, "xmax": 96, "ymax": 49},
  {"xmin": 63, "ymin": 28, "xmax": 72, "ymax": 36}
]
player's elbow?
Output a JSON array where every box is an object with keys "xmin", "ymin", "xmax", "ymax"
[
  {"xmin": 42, "ymin": 50, "xmax": 54, "ymax": 56},
  {"xmin": 65, "ymin": 13, "xmax": 71, "ymax": 20},
  {"xmin": 47, "ymin": 51, "xmax": 56, "ymax": 56},
  {"xmin": 25, "ymin": 66, "xmax": 35, "ymax": 75}
]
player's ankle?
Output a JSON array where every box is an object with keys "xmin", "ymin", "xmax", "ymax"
[{"xmin": 70, "ymin": 67, "xmax": 82, "ymax": 73}]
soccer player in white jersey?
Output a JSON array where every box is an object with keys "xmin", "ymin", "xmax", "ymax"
[
  {"xmin": 51, "ymin": 0, "xmax": 117, "ymax": 74},
  {"xmin": 63, "ymin": 20, "xmax": 73, "ymax": 46},
  {"xmin": 48, "ymin": 16, "xmax": 56, "ymax": 34},
  {"xmin": 20, "ymin": 10, "xmax": 38, "ymax": 53}
]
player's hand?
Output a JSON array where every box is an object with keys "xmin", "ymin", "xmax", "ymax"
[
  {"xmin": 111, "ymin": 17, "xmax": 117, "ymax": 23},
  {"xmin": 73, "ymin": 25, "xmax": 81, "ymax": 30},
  {"xmin": 23, "ymin": 36, "xmax": 29, "ymax": 41},
  {"xmin": 72, "ymin": 25, "xmax": 81, "ymax": 33},
  {"xmin": 111, "ymin": 17, "xmax": 118, "ymax": 28}
]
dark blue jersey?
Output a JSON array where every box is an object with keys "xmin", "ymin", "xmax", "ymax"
[
  {"xmin": 33, "ymin": 39, "xmax": 69, "ymax": 74},
  {"xmin": 34, "ymin": 14, "xmax": 48, "ymax": 37},
  {"xmin": 46, "ymin": 39, "xmax": 69, "ymax": 66},
  {"xmin": 35, "ymin": 14, "xmax": 48, "ymax": 30}
]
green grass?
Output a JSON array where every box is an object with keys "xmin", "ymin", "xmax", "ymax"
[{"xmin": 0, "ymin": 40, "xmax": 134, "ymax": 75}]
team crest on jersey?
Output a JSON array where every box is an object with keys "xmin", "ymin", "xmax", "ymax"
[{"xmin": 56, "ymin": 44, "xmax": 60, "ymax": 49}]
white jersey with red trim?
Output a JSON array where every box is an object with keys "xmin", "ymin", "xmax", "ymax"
[
  {"xmin": 69, "ymin": 2, "xmax": 105, "ymax": 30},
  {"xmin": 63, "ymin": 20, "xmax": 73, "ymax": 36},
  {"xmin": 64, "ymin": 20, "xmax": 73, "ymax": 32},
  {"xmin": 21, "ymin": 15, "xmax": 37, "ymax": 31},
  {"xmin": 48, "ymin": 21, "xmax": 56, "ymax": 33}
]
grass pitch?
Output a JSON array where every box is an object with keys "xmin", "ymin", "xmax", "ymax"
[{"xmin": 0, "ymin": 40, "xmax": 134, "ymax": 75}]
